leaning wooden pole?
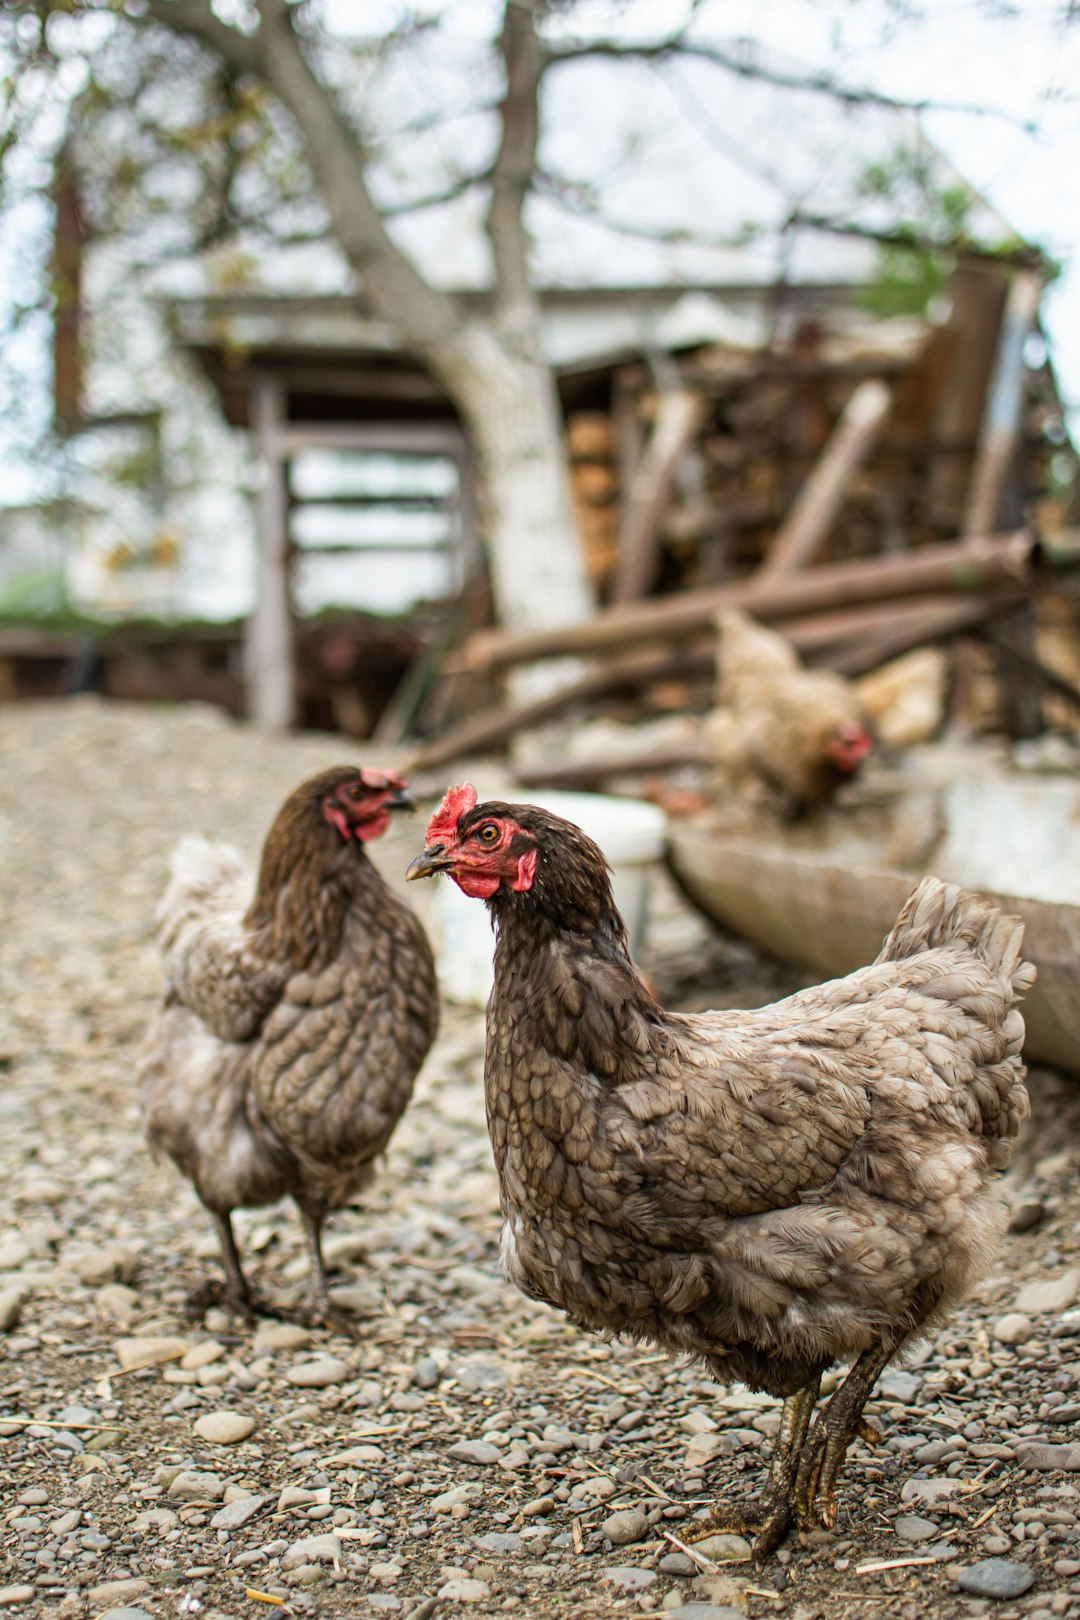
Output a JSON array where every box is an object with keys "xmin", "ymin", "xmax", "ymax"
[
  {"xmin": 757, "ymin": 378, "xmax": 892, "ymax": 580},
  {"xmin": 463, "ymin": 531, "xmax": 1038, "ymax": 677}
]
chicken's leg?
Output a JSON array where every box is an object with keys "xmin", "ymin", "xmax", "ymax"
[
  {"xmin": 295, "ymin": 1205, "xmax": 360, "ymax": 1338},
  {"xmin": 695, "ymin": 1375, "xmax": 821, "ymax": 1559},
  {"xmin": 793, "ymin": 1342, "xmax": 893, "ymax": 1532},
  {"xmin": 191, "ymin": 1211, "xmax": 291, "ymax": 1324}
]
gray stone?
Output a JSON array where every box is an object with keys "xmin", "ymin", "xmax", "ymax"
[
  {"xmin": 603, "ymin": 1566, "xmax": 657, "ymax": 1591},
  {"xmin": 1014, "ymin": 1270, "xmax": 1080, "ymax": 1314},
  {"xmin": 0, "ymin": 1589, "xmax": 36, "ymax": 1608},
  {"xmin": 894, "ymin": 1514, "xmax": 938, "ymax": 1541},
  {"xmin": 210, "ymin": 1494, "xmax": 268, "ymax": 1530},
  {"xmin": 435, "ymin": 1578, "xmax": 490, "ymax": 1602},
  {"xmin": 601, "ymin": 1508, "xmax": 649, "ymax": 1546},
  {"xmin": 1015, "ymin": 1442, "xmax": 1080, "ymax": 1472},
  {"xmin": 193, "ymin": 1410, "xmax": 255, "ymax": 1444},
  {"xmin": 446, "ymin": 1439, "xmax": 501, "ymax": 1466},
  {"xmin": 1008, "ymin": 1198, "xmax": 1045, "ymax": 1233},
  {"xmin": 472, "ymin": 1532, "xmax": 522, "ymax": 1555},
  {"xmin": 0, "ymin": 1288, "xmax": 27, "ymax": 1332},
  {"xmin": 659, "ymin": 1552, "xmax": 698, "ymax": 1575},
  {"xmin": 284, "ymin": 1357, "xmax": 349, "ymax": 1388},
  {"xmin": 879, "ymin": 1371, "xmax": 921, "ymax": 1402},
  {"xmin": 166, "ymin": 1470, "xmax": 226, "ymax": 1502},
  {"xmin": 661, "ymin": 1608, "xmax": 748, "ymax": 1620},
  {"xmin": 282, "ymin": 1532, "xmax": 341, "ymax": 1569},
  {"xmin": 993, "ymin": 1313, "xmax": 1035, "ymax": 1345},
  {"xmin": 88, "ymin": 1581, "xmax": 151, "ymax": 1605},
  {"xmin": 900, "ymin": 1477, "xmax": 959, "ymax": 1505},
  {"xmin": 97, "ymin": 1611, "xmax": 154, "ymax": 1620},
  {"xmin": 430, "ymin": 1483, "xmax": 482, "ymax": 1513},
  {"xmin": 412, "ymin": 1357, "xmax": 439, "ymax": 1389},
  {"xmin": 686, "ymin": 1534, "xmax": 752, "ymax": 1563},
  {"xmin": 955, "ymin": 1558, "xmax": 1036, "ymax": 1598}
]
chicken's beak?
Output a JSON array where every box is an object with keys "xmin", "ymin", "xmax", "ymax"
[
  {"xmin": 385, "ymin": 786, "xmax": 415, "ymax": 813},
  {"xmin": 406, "ymin": 846, "xmax": 453, "ymax": 881}
]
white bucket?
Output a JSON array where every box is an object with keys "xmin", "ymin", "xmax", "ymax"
[{"xmin": 433, "ymin": 790, "xmax": 667, "ymax": 1007}]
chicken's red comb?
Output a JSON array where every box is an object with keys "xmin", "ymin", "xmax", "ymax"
[{"xmin": 426, "ymin": 782, "xmax": 477, "ymax": 842}]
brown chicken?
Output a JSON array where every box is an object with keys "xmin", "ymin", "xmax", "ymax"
[
  {"xmin": 703, "ymin": 609, "xmax": 872, "ymax": 814},
  {"xmin": 407, "ymin": 786, "xmax": 1032, "ymax": 1554},
  {"xmin": 139, "ymin": 766, "xmax": 438, "ymax": 1327}
]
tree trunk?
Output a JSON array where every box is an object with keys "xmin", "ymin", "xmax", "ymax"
[{"xmin": 439, "ymin": 315, "xmax": 594, "ymax": 703}]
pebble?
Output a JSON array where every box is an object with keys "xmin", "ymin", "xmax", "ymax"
[
  {"xmin": 435, "ymin": 1578, "xmax": 490, "ymax": 1602},
  {"xmin": 520, "ymin": 1496, "xmax": 554, "ymax": 1517},
  {"xmin": 447, "ymin": 1440, "xmax": 501, "ymax": 1465},
  {"xmin": 1015, "ymin": 1442, "xmax": 1080, "ymax": 1472},
  {"xmin": 0, "ymin": 1589, "xmax": 36, "ymax": 1608},
  {"xmin": 901, "ymin": 1477, "xmax": 959, "ymax": 1505},
  {"xmin": 282, "ymin": 1532, "xmax": 342, "ymax": 1568},
  {"xmin": 114, "ymin": 1335, "xmax": 188, "ymax": 1370},
  {"xmin": 602, "ymin": 1508, "xmax": 650, "ymax": 1545},
  {"xmin": 661, "ymin": 1608, "xmax": 748, "ymax": 1620},
  {"xmin": 166, "ymin": 1470, "xmax": 227, "ymax": 1502},
  {"xmin": 994, "ymin": 1313, "xmax": 1036, "ymax": 1345},
  {"xmin": 431, "ymin": 1484, "xmax": 483, "ymax": 1513},
  {"xmin": 686, "ymin": 1433, "xmax": 736, "ymax": 1468},
  {"xmin": 687, "ymin": 1534, "xmax": 752, "ymax": 1562},
  {"xmin": 285, "ymin": 1356, "xmax": 349, "ymax": 1387},
  {"xmin": 1014, "ymin": 1270, "xmax": 1080, "ymax": 1314},
  {"xmin": 87, "ymin": 1580, "xmax": 151, "ymax": 1605},
  {"xmin": 210, "ymin": 1494, "xmax": 269, "ymax": 1530},
  {"xmin": 894, "ymin": 1513, "xmax": 939, "ymax": 1541},
  {"xmin": 0, "ymin": 1287, "xmax": 26, "ymax": 1332},
  {"xmin": 659, "ymin": 1552, "xmax": 698, "ymax": 1576},
  {"xmin": 98, "ymin": 1610, "xmax": 154, "ymax": 1620},
  {"xmin": 193, "ymin": 1409, "xmax": 256, "ymax": 1444},
  {"xmin": 956, "ymin": 1558, "xmax": 1036, "ymax": 1598},
  {"xmin": 604, "ymin": 1567, "xmax": 657, "ymax": 1591},
  {"xmin": 254, "ymin": 1322, "xmax": 313, "ymax": 1351}
]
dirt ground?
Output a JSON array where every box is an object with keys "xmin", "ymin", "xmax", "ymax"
[{"xmin": 3, "ymin": 699, "xmax": 1080, "ymax": 1620}]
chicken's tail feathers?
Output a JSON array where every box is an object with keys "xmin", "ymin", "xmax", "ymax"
[
  {"xmin": 155, "ymin": 836, "xmax": 251, "ymax": 940},
  {"xmin": 879, "ymin": 874, "xmax": 1035, "ymax": 995}
]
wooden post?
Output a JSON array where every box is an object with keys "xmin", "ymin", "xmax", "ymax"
[
  {"xmin": 757, "ymin": 379, "xmax": 892, "ymax": 579},
  {"xmin": 246, "ymin": 375, "xmax": 294, "ymax": 731},
  {"xmin": 611, "ymin": 389, "xmax": 705, "ymax": 603},
  {"xmin": 962, "ymin": 270, "xmax": 1041, "ymax": 540}
]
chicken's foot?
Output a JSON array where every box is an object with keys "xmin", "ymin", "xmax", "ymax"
[
  {"xmin": 793, "ymin": 1342, "xmax": 893, "ymax": 1532},
  {"xmin": 694, "ymin": 1377, "xmax": 820, "ymax": 1560},
  {"xmin": 187, "ymin": 1213, "xmax": 290, "ymax": 1326}
]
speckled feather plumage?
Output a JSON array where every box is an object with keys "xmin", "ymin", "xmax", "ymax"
[
  {"xmin": 138, "ymin": 781, "xmax": 438, "ymax": 1228},
  {"xmin": 475, "ymin": 804, "xmax": 1033, "ymax": 1397},
  {"xmin": 703, "ymin": 609, "xmax": 871, "ymax": 811}
]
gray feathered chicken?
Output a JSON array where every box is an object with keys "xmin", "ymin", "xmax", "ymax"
[
  {"xmin": 407, "ymin": 785, "xmax": 1032, "ymax": 1553},
  {"xmin": 139, "ymin": 766, "xmax": 438, "ymax": 1326}
]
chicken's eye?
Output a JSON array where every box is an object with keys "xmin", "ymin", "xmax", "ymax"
[
  {"xmin": 475, "ymin": 823, "xmax": 500, "ymax": 843},
  {"xmin": 347, "ymin": 784, "xmax": 366, "ymax": 800}
]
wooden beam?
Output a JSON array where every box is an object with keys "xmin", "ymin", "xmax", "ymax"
[{"xmin": 757, "ymin": 379, "xmax": 892, "ymax": 579}]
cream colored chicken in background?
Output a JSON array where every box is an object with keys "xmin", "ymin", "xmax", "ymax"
[{"xmin": 703, "ymin": 608, "xmax": 873, "ymax": 815}]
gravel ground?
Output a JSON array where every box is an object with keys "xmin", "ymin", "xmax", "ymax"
[{"xmin": 4, "ymin": 698, "xmax": 1080, "ymax": 1620}]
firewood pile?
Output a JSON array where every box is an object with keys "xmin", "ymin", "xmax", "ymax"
[{"xmin": 400, "ymin": 265, "xmax": 1080, "ymax": 780}]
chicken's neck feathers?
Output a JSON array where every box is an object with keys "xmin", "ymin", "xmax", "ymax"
[{"xmin": 245, "ymin": 826, "xmax": 385, "ymax": 975}]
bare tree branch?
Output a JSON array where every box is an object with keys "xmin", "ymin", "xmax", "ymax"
[
  {"xmin": 487, "ymin": 0, "xmax": 546, "ymax": 311},
  {"xmin": 546, "ymin": 33, "xmax": 1039, "ymax": 132},
  {"xmin": 140, "ymin": 0, "xmax": 262, "ymax": 77}
]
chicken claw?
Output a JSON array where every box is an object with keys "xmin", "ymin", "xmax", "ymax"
[{"xmin": 793, "ymin": 1343, "xmax": 894, "ymax": 1532}]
